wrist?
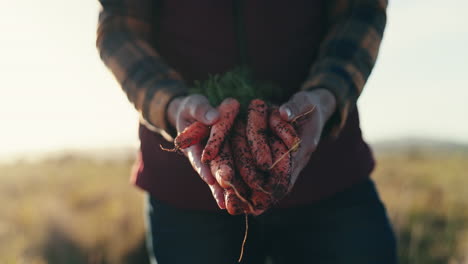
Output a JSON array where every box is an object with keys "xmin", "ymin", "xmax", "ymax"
[{"xmin": 166, "ymin": 96, "xmax": 184, "ymax": 129}]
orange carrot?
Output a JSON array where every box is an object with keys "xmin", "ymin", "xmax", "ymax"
[
  {"xmin": 209, "ymin": 140, "xmax": 254, "ymax": 210},
  {"xmin": 231, "ymin": 120, "xmax": 268, "ymax": 192},
  {"xmin": 250, "ymin": 189, "xmax": 273, "ymax": 213},
  {"xmin": 269, "ymin": 107, "xmax": 300, "ymax": 151},
  {"xmin": 228, "ymin": 173, "xmax": 255, "ymax": 213},
  {"xmin": 246, "ymin": 99, "xmax": 272, "ymax": 171},
  {"xmin": 225, "ymin": 188, "xmax": 250, "ymax": 215},
  {"xmin": 201, "ymin": 98, "xmax": 240, "ymax": 163},
  {"xmin": 210, "ymin": 141, "xmax": 235, "ymax": 189},
  {"xmin": 160, "ymin": 121, "xmax": 209, "ymax": 152},
  {"xmin": 266, "ymin": 136, "xmax": 291, "ymax": 201}
]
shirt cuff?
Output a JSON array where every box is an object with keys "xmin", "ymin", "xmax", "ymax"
[
  {"xmin": 142, "ymin": 79, "xmax": 188, "ymax": 141},
  {"xmin": 301, "ymin": 72, "xmax": 354, "ymax": 138}
]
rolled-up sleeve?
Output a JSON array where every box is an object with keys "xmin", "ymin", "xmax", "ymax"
[
  {"xmin": 302, "ymin": 0, "xmax": 388, "ymax": 136},
  {"xmin": 96, "ymin": 0, "xmax": 187, "ymax": 139}
]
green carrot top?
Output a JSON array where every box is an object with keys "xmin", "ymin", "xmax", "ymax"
[{"xmin": 190, "ymin": 67, "xmax": 285, "ymax": 117}]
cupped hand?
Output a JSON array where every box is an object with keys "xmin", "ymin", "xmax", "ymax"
[
  {"xmin": 166, "ymin": 94, "xmax": 226, "ymax": 209},
  {"xmin": 278, "ymin": 89, "xmax": 337, "ymax": 191}
]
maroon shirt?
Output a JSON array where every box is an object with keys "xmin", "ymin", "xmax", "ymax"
[{"xmin": 131, "ymin": 1, "xmax": 375, "ymax": 210}]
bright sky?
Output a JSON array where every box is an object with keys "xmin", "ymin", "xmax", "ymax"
[{"xmin": 0, "ymin": 0, "xmax": 467, "ymax": 159}]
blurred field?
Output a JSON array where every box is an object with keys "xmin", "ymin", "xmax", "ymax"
[{"xmin": 1, "ymin": 142, "xmax": 467, "ymax": 264}]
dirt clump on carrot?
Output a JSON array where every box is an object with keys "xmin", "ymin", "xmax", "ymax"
[
  {"xmin": 225, "ymin": 188, "xmax": 250, "ymax": 215},
  {"xmin": 201, "ymin": 98, "xmax": 240, "ymax": 164},
  {"xmin": 210, "ymin": 141, "xmax": 235, "ymax": 189},
  {"xmin": 231, "ymin": 120, "xmax": 268, "ymax": 193},
  {"xmin": 246, "ymin": 99, "xmax": 272, "ymax": 171},
  {"xmin": 250, "ymin": 189, "xmax": 273, "ymax": 213}
]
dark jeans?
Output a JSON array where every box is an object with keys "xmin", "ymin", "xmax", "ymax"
[{"xmin": 145, "ymin": 179, "xmax": 397, "ymax": 264}]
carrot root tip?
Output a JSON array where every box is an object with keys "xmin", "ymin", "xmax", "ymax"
[
  {"xmin": 159, "ymin": 144, "xmax": 178, "ymax": 152},
  {"xmin": 291, "ymin": 105, "xmax": 316, "ymax": 124},
  {"xmin": 290, "ymin": 139, "xmax": 301, "ymax": 152},
  {"xmin": 257, "ymin": 185, "xmax": 272, "ymax": 195},
  {"xmin": 238, "ymin": 214, "xmax": 249, "ymax": 263}
]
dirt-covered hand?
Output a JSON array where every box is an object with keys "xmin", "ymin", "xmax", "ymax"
[
  {"xmin": 278, "ymin": 89, "xmax": 337, "ymax": 191},
  {"xmin": 166, "ymin": 94, "xmax": 226, "ymax": 209}
]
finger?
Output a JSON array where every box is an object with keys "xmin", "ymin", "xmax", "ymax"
[
  {"xmin": 184, "ymin": 143, "xmax": 216, "ymax": 185},
  {"xmin": 208, "ymin": 182, "xmax": 226, "ymax": 209},
  {"xmin": 176, "ymin": 115, "xmax": 194, "ymax": 133},
  {"xmin": 289, "ymin": 158, "xmax": 305, "ymax": 192},
  {"xmin": 183, "ymin": 94, "xmax": 220, "ymax": 125},
  {"xmin": 289, "ymin": 138, "xmax": 316, "ymax": 188},
  {"xmin": 289, "ymin": 149, "xmax": 304, "ymax": 182},
  {"xmin": 279, "ymin": 91, "xmax": 315, "ymax": 122}
]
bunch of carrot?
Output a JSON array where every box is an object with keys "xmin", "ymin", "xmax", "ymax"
[
  {"xmin": 165, "ymin": 69, "xmax": 303, "ymax": 262},
  {"xmin": 168, "ymin": 95, "xmax": 300, "ymax": 215}
]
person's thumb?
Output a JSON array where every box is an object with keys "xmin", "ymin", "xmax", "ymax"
[
  {"xmin": 278, "ymin": 92, "xmax": 316, "ymax": 122},
  {"xmin": 278, "ymin": 100, "xmax": 301, "ymax": 122}
]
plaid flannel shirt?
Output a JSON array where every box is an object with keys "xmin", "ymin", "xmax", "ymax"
[{"xmin": 96, "ymin": 0, "xmax": 387, "ymax": 138}]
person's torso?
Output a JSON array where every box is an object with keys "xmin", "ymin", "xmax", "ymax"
[
  {"xmin": 153, "ymin": 0, "xmax": 326, "ymax": 95},
  {"xmin": 134, "ymin": 0, "xmax": 375, "ymax": 210}
]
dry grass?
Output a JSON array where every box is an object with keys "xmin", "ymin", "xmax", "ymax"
[
  {"xmin": 0, "ymin": 145, "xmax": 467, "ymax": 263},
  {"xmin": 0, "ymin": 155, "xmax": 147, "ymax": 264},
  {"xmin": 374, "ymin": 148, "xmax": 468, "ymax": 264}
]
